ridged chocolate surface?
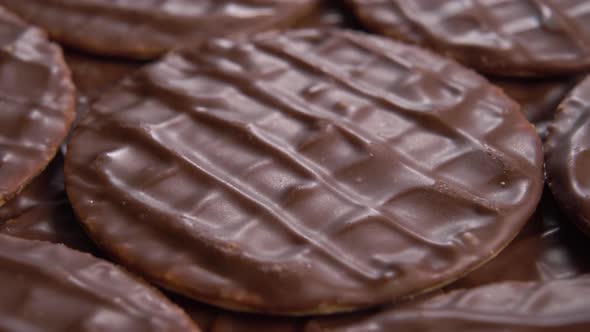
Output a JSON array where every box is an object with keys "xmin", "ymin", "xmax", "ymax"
[
  {"xmin": 546, "ymin": 75, "xmax": 590, "ymax": 236},
  {"xmin": 307, "ymin": 276, "xmax": 590, "ymax": 331},
  {"xmin": 65, "ymin": 29, "xmax": 543, "ymax": 314},
  {"xmin": 0, "ymin": 0, "xmax": 319, "ymax": 59},
  {"xmin": 449, "ymin": 187, "xmax": 590, "ymax": 289},
  {"xmin": 348, "ymin": 0, "xmax": 590, "ymax": 76},
  {"xmin": 0, "ymin": 234, "xmax": 199, "ymax": 332},
  {"xmin": 491, "ymin": 76, "xmax": 578, "ymax": 139},
  {"xmin": 0, "ymin": 154, "xmax": 94, "ymax": 253},
  {"xmin": 0, "ymin": 51, "xmax": 139, "ymax": 252},
  {"xmin": 178, "ymin": 189, "xmax": 590, "ymax": 331},
  {"xmin": 0, "ymin": 6, "xmax": 75, "ymax": 206}
]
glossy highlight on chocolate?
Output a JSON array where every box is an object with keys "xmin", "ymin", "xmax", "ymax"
[
  {"xmin": 546, "ymin": 75, "xmax": 590, "ymax": 237},
  {"xmin": 0, "ymin": 0, "xmax": 320, "ymax": 59},
  {"xmin": 65, "ymin": 29, "xmax": 543, "ymax": 314},
  {"xmin": 0, "ymin": 6, "xmax": 75, "ymax": 207},
  {"xmin": 307, "ymin": 276, "xmax": 590, "ymax": 331},
  {"xmin": 0, "ymin": 234, "xmax": 200, "ymax": 332},
  {"xmin": 348, "ymin": 0, "xmax": 590, "ymax": 76}
]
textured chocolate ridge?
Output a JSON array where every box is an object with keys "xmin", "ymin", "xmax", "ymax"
[
  {"xmin": 0, "ymin": 154, "xmax": 95, "ymax": 252},
  {"xmin": 66, "ymin": 29, "xmax": 543, "ymax": 314},
  {"xmin": 546, "ymin": 75, "xmax": 590, "ymax": 236},
  {"xmin": 0, "ymin": 234, "xmax": 199, "ymax": 331},
  {"xmin": 348, "ymin": 0, "xmax": 590, "ymax": 76},
  {"xmin": 0, "ymin": 6, "xmax": 75, "ymax": 206},
  {"xmin": 307, "ymin": 276, "xmax": 590, "ymax": 331},
  {"xmin": 1, "ymin": 0, "xmax": 320, "ymax": 59}
]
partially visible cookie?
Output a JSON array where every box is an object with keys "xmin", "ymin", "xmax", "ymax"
[
  {"xmin": 307, "ymin": 277, "xmax": 590, "ymax": 331},
  {"xmin": 0, "ymin": 153, "xmax": 95, "ymax": 253},
  {"xmin": 347, "ymin": 0, "xmax": 590, "ymax": 76},
  {"xmin": 0, "ymin": 6, "xmax": 75, "ymax": 206},
  {"xmin": 491, "ymin": 76, "xmax": 579, "ymax": 139},
  {"xmin": 0, "ymin": 234, "xmax": 200, "ymax": 332},
  {"xmin": 546, "ymin": 75, "xmax": 590, "ymax": 236},
  {"xmin": 1, "ymin": 0, "xmax": 320, "ymax": 59},
  {"xmin": 65, "ymin": 29, "xmax": 543, "ymax": 314},
  {"xmin": 448, "ymin": 187, "xmax": 590, "ymax": 289}
]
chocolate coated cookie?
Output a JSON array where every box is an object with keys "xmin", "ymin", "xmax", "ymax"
[
  {"xmin": 66, "ymin": 29, "xmax": 543, "ymax": 314},
  {"xmin": 0, "ymin": 234, "xmax": 199, "ymax": 332},
  {"xmin": 307, "ymin": 276, "xmax": 590, "ymax": 331},
  {"xmin": 0, "ymin": 6, "xmax": 75, "ymax": 206},
  {"xmin": 546, "ymin": 75, "xmax": 590, "ymax": 236},
  {"xmin": 348, "ymin": 0, "xmax": 590, "ymax": 76},
  {"xmin": 1, "ymin": 0, "xmax": 319, "ymax": 59},
  {"xmin": 0, "ymin": 154, "xmax": 95, "ymax": 252},
  {"xmin": 449, "ymin": 187, "xmax": 590, "ymax": 289}
]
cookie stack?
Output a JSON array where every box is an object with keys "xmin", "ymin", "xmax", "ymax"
[{"xmin": 0, "ymin": 1, "xmax": 588, "ymax": 331}]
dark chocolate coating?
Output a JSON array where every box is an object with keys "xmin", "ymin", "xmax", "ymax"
[
  {"xmin": 0, "ymin": 234, "xmax": 200, "ymax": 332},
  {"xmin": 449, "ymin": 187, "xmax": 590, "ymax": 289},
  {"xmin": 0, "ymin": 51, "xmax": 141, "ymax": 252},
  {"xmin": 65, "ymin": 29, "xmax": 543, "ymax": 314},
  {"xmin": 0, "ymin": 0, "xmax": 319, "ymax": 59},
  {"xmin": 0, "ymin": 6, "xmax": 75, "ymax": 206},
  {"xmin": 306, "ymin": 276, "xmax": 590, "ymax": 331},
  {"xmin": 546, "ymin": 75, "xmax": 590, "ymax": 236},
  {"xmin": 0, "ymin": 154, "xmax": 95, "ymax": 253},
  {"xmin": 178, "ymin": 187, "xmax": 590, "ymax": 331},
  {"xmin": 490, "ymin": 76, "xmax": 579, "ymax": 139},
  {"xmin": 347, "ymin": 0, "xmax": 590, "ymax": 76}
]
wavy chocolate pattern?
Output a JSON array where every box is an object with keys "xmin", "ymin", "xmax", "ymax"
[
  {"xmin": 0, "ymin": 0, "xmax": 319, "ymax": 59},
  {"xmin": 65, "ymin": 29, "xmax": 543, "ymax": 314},
  {"xmin": 348, "ymin": 0, "xmax": 590, "ymax": 76},
  {"xmin": 307, "ymin": 276, "xmax": 590, "ymax": 331},
  {"xmin": 0, "ymin": 153, "xmax": 95, "ymax": 253},
  {"xmin": 0, "ymin": 6, "xmax": 75, "ymax": 206},
  {"xmin": 546, "ymin": 75, "xmax": 590, "ymax": 236},
  {"xmin": 0, "ymin": 234, "xmax": 199, "ymax": 332}
]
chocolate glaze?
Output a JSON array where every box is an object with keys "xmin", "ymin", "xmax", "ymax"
[
  {"xmin": 0, "ymin": 154, "xmax": 95, "ymax": 253},
  {"xmin": 0, "ymin": 0, "xmax": 319, "ymax": 59},
  {"xmin": 306, "ymin": 276, "xmax": 590, "ymax": 331},
  {"xmin": 348, "ymin": 0, "xmax": 590, "ymax": 76},
  {"xmin": 174, "ymin": 187, "xmax": 590, "ymax": 331},
  {"xmin": 0, "ymin": 50, "xmax": 140, "ymax": 252},
  {"xmin": 65, "ymin": 29, "xmax": 543, "ymax": 314},
  {"xmin": 449, "ymin": 187, "xmax": 590, "ymax": 289},
  {"xmin": 0, "ymin": 234, "xmax": 200, "ymax": 332},
  {"xmin": 0, "ymin": 6, "xmax": 75, "ymax": 206},
  {"xmin": 490, "ymin": 76, "xmax": 579, "ymax": 139},
  {"xmin": 546, "ymin": 75, "xmax": 590, "ymax": 236}
]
